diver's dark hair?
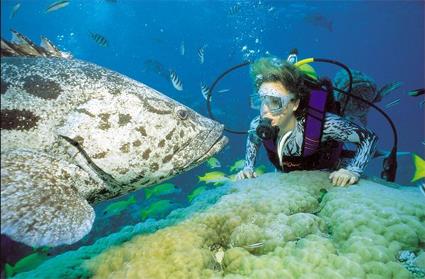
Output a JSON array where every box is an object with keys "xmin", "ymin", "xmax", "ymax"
[{"xmin": 250, "ymin": 57, "xmax": 310, "ymax": 118}]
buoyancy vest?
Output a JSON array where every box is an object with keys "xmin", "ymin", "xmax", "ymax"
[{"xmin": 262, "ymin": 82, "xmax": 347, "ymax": 172}]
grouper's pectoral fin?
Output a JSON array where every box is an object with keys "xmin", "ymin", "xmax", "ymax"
[{"xmin": 1, "ymin": 149, "xmax": 95, "ymax": 248}]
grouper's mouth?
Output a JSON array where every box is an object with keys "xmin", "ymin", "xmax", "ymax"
[
  {"xmin": 174, "ymin": 122, "xmax": 228, "ymax": 174},
  {"xmin": 193, "ymin": 135, "xmax": 228, "ymax": 165}
]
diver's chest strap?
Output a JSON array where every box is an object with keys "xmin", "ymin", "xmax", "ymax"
[{"xmin": 303, "ymin": 89, "xmax": 328, "ymax": 157}]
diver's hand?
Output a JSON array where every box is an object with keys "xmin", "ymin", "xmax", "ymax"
[
  {"xmin": 236, "ymin": 167, "xmax": 257, "ymax": 180},
  {"xmin": 329, "ymin": 168, "xmax": 359, "ymax": 187}
]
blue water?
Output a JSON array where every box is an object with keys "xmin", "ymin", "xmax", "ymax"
[{"xmin": 1, "ymin": 0, "xmax": 424, "ymax": 275}]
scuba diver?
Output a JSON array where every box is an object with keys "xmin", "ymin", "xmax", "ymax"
[{"xmin": 235, "ymin": 55, "xmax": 379, "ymax": 187}]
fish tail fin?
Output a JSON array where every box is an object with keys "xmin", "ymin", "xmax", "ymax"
[
  {"xmin": 1, "ymin": 150, "xmax": 95, "ymax": 247},
  {"xmin": 145, "ymin": 189, "xmax": 152, "ymax": 200},
  {"xmin": 140, "ymin": 211, "xmax": 148, "ymax": 221},
  {"xmin": 376, "ymin": 81, "xmax": 403, "ymax": 101},
  {"xmin": 411, "ymin": 153, "xmax": 425, "ymax": 182},
  {"xmin": 128, "ymin": 195, "xmax": 137, "ymax": 204},
  {"xmin": 36, "ymin": 246, "xmax": 51, "ymax": 254},
  {"xmin": 5, "ymin": 263, "xmax": 14, "ymax": 278}
]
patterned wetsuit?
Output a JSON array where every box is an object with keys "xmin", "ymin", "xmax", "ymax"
[{"xmin": 243, "ymin": 113, "xmax": 378, "ymax": 176}]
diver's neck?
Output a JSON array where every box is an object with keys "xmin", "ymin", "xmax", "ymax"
[{"xmin": 279, "ymin": 116, "xmax": 297, "ymax": 136}]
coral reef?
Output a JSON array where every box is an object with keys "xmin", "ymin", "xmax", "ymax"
[{"xmin": 13, "ymin": 171, "xmax": 425, "ymax": 278}]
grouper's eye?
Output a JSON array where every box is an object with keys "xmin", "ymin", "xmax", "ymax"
[{"xmin": 175, "ymin": 107, "xmax": 189, "ymax": 120}]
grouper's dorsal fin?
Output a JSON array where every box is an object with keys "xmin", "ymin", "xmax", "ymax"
[
  {"xmin": 1, "ymin": 30, "xmax": 72, "ymax": 59},
  {"xmin": 1, "ymin": 38, "xmax": 21, "ymax": 56},
  {"xmin": 10, "ymin": 29, "xmax": 45, "ymax": 56},
  {"xmin": 40, "ymin": 36, "xmax": 63, "ymax": 57}
]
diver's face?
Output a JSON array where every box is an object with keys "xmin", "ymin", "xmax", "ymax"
[{"xmin": 259, "ymin": 82, "xmax": 299, "ymax": 127}]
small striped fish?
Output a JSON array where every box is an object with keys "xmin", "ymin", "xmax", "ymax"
[
  {"xmin": 46, "ymin": 0, "xmax": 69, "ymax": 13},
  {"xmin": 198, "ymin": 47, "xmax": 205, "ymax": 64},
  {"xmin": 170, "ymin": 70, "xmax": 183, "ymax": 91},
  {"xmin": 90, "ymin": 32, "xmax": 108, "ymax": 47},
  {"xmin": 229, "ymin": 3, "xmax": 241, "ymax": 15},
  {"xmin": 384, "ymin": 98, "xmax": 400, "ymax": 109},
  {"xmin": 200, "ymin": 82, "xmax": 210, "ymax": 100}
]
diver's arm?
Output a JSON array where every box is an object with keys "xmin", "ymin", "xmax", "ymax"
[
  {"xmin": 245, "ymin": 116, "xmax": 262, "ymax": 169},
  {"xmin": 322, "ymin": 113, "xmax": 378, "ymax": 176},
  {"xmin": 236, "ymin": 116, "xmax": 262, "ymax": 180}
]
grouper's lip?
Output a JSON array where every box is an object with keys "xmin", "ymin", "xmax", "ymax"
[{"xmin": 193, "ymin": 135, "xmax": 228, "ymax": 165}]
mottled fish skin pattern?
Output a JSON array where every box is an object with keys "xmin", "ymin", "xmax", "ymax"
[
  {"xmin": 1, "ymin": 56, "xmax": 227, "ymax": 202},
  {"xmin": 1, "ymin": 55, "xmax": 227, "ymax": 247},
  {"xmin": 1, "ymin": 149, "xmax": 98, "ymax": 247}
]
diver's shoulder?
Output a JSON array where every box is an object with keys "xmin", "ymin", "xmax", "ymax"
[
  {"xmin": 324, "ymin": 112, "xmax": 344, "ymax": 122},
  {"xmin": 249, "ymin": 115, "xmax": 261, "ymax": 129}
]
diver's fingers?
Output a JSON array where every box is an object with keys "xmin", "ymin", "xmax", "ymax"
[
  {"xmin": 341, "ymin": 176, "xmax": 349, "ymax": 187},
  {"xmin": 329, "ymin": 171, "xmax": 336, "ymax": 184},
  {"xmin": 341, "ymin": 175, "xmax": 350, "ymax": 187},
  {"xmin": 349, "ymin": 176, "xmax": 358, "ymax": 185},
  {"xmin": 336, "ymin": 176, "xmax": 345, "ymax": 186},
  {"xmin": 335, "ymin": 176, "xmax": 341, "ymax": 186},
  {"xmin": 334, "ymin": 176, "xmax": 340, "ymax": 186},
  {"xmin": 252, "ymin": 172, "xmax": 257, "ymax": 178},
  {"xmin": 331, "ymin": 174, "xmax": 338, "ymax": 185}
]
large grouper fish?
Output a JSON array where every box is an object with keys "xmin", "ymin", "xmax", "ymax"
[{"xmin": 0, "ymin": 31, "xmax": 228, "ymax": 248}]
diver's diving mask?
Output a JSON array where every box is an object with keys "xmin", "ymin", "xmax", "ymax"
[{"xmin": 250, "ymin": 87, "xmax": 294, "ymax": 116}]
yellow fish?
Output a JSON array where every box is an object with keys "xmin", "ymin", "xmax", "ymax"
[
  {"xmin": 198, "ymin": 171, "xmax": 230, "ymax": 186},
  {"xmin": 411, "ymin": 154, "xmax": 425, "ymax": 182},
  {"xmin": 5, "ymin": 248, "xmax": 50, "ymax": 277},
  {"xmin": 255, "ymin": 165, "xmax": 267, "ymax": 176},
  {"xmin": 228, "ymin": 173, "xmax": 237, "ymax": 181},
  {"xmin": 206, "ymin": 157, "xmax": 221, "ymax": 169},
  {"xmin": 229, "ymin": 159, "xmax": 245, "ymax": 173},
  {"xmin": 103, "ymin": 195, "xmax": 136, "ymax": 217},
  {"xmin": 144, "ymin": 183, "xmax": 179, "ymax": 200},
  {"xmin": 140, "ymin": 200, "xmax": 177, "ymax": 221},
  {"xmin": 187, "ymin": 186, "xmax": 207, "ymax": 203}
]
